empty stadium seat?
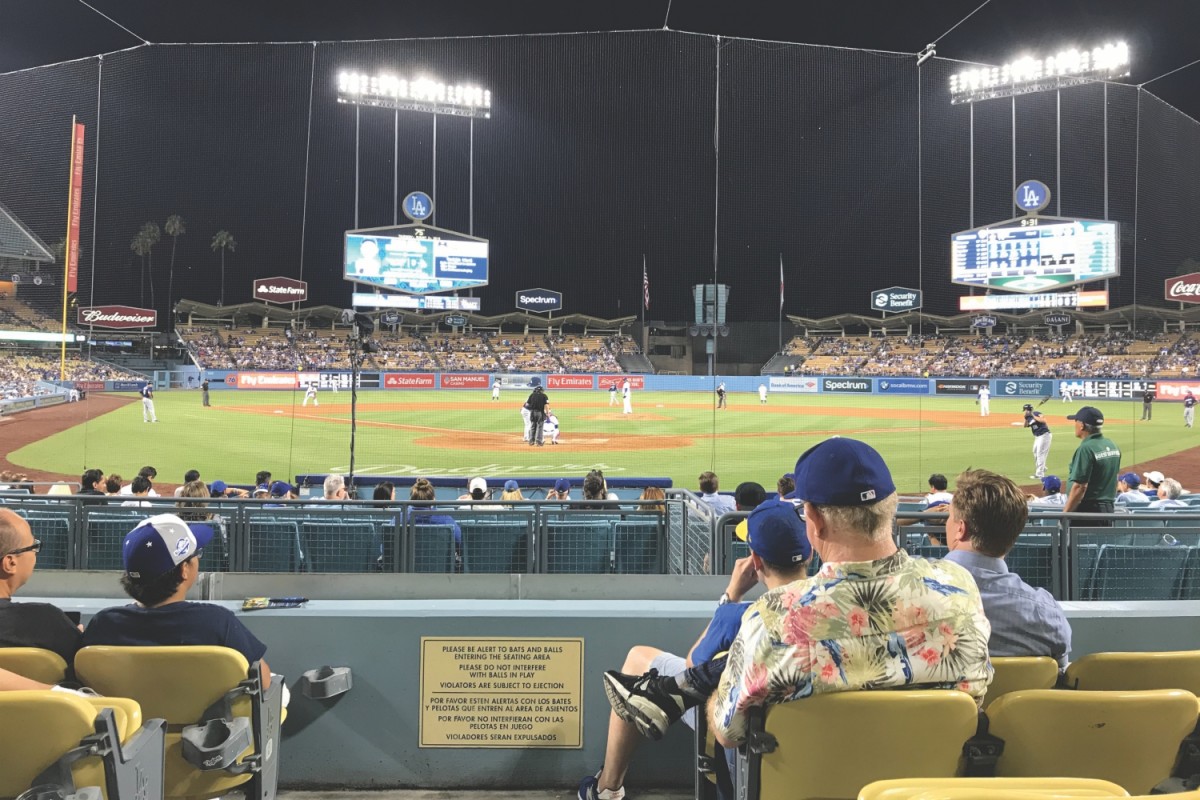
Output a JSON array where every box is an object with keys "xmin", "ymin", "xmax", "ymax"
[
  {"xmin": 0, "ymin": 690, "xmax": 165, "ymax": 800},
  {"xmin": 75, "ymin": 645, "xmax": 282, "ymax": 800},
  {"xmin": 411, "ymin": 524, "xmax": 457, "ymax": 572},
  {"xmin": 300, "ymin": 521, "xmax": 380, "ymax": 573},
  {"xmin": 857, "ymin": 777, "xmax": 1130, "ymax": 800},
  {"xmin": 984, "ymin": 657, "xmax": 1060, "ymax": 711},
  {"xmin": 542, "ymin": 521, "xmax": 612, "ymax": 573},
  {"xmin": 977, "ymin": 689, "xmax": 1198, "ymax": 794},
  {"xmin": 1082, "ymin": 544, "xmax": 1190, "ymax": 601},
  {"xmin": 83, "ymin": 516, "xmax": 145, "ymax": 571},
  {"xmin": 613, "ymin": 519, "xmax": 663, "ymax": 573},
  {"xmin": 460, "ymin": 521, "xmax": 530, "ymax": 573},
  {"xmin": 19, "ymin": 509, "xmax": 72, "ymax": 569},
  {"xmin": 0, "ymin": 647, "xmax": 68, "ymax": 684},
  {"xmin": 245, "ymin": 518, "xmax": 302, "ymax": 572},
  {"xmin": 1064, "ymin": 650, "xmax": 1200, "ymax": 695},
  {"xmin": 737, "ymin": 690, "xmax": 979, "ymax": 800}
]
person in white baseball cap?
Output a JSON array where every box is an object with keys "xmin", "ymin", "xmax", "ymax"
[
  {"xmin": 82, "ymin": 514, "xmax": 273, "ymax": 687},
  {"xmin": 1143, "ymin": 470, "xmax": 1166, "ymax": 499}
]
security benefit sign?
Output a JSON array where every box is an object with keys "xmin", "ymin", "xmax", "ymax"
[
  {"xmin": 420, "ymin": 637, "xmax": 584, "ymax": 748},
  {"xmin": 870, "ymin": 287, "xmax": 923, "ymax": 313}
]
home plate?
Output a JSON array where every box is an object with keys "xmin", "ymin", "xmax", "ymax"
[
  {"xmin": 656, "ymin": 404, "xmax": 664, "ymax": 408},
  {"xmin": 274, "ymin": 410, "xmax": 283, "ymax": 414}
]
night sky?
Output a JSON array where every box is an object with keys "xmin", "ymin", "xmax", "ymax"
[{"xmin": 1, "ymin": 0, "xmax": 1198, "ymax": 324}]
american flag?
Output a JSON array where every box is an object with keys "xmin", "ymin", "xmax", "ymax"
[{"xmin": 643, "ymin": 258, "xmax": 650, "ymax": 311}]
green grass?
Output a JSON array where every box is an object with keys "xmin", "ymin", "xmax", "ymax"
[{"xmin": 9, "ymin": 389, "xmax": 1194, "ymax": 493}]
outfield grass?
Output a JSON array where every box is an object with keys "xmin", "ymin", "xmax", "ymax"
[{"xmin": 9, "ymin": 389, "xmax": 1194, "ymax": 492}]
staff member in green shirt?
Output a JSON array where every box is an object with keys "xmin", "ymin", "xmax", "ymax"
[{"xmin": 1065, "ymin": 406, "xmax": 1122, "ymax": 522}]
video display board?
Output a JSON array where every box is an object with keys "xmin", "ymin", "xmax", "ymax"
[
  {"xmin": 344, "ymin": 224, "xmax": 488, "ymax": 295},
  {"xmin": 951, "ymin": 216, "xmax": 1118, "ymax": 292}
]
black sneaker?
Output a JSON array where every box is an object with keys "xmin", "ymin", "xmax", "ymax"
[{"xmin": 602, "ymin": 668, "xmax": 696, "ymax": 740}]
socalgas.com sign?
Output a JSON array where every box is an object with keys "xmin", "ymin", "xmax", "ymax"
[
  {"xmin": 870, "ymin": 287, "xmax": 923, "ymax": 313},
  {"xmin": 515, "ymin": 288, "xmax": 563, "ymax": 313}
]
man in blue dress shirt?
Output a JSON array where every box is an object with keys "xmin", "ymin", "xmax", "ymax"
[{"xmin": 944, "ymin": 468, "xmax": 1072, "ymax": 669}]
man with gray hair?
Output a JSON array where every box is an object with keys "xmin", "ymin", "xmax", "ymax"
[
  {"xmin": 1150, "ymin": 477, "xmax": 1187, "ymax": 509},
  {"xmin": 323, "ymin": 474, "xmax": 348, "ymax": 501}
]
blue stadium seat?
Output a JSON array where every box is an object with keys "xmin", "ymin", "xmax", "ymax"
[
  {"xmin": 412, "ymin": 524, "xmax": 457, "ymax": 573},
  {"xmin": 20, "ymin": 511, "xmax": 71, "ymax": 569},
  {"xmin": 301, "ymin": 521, "xmax": 380, "ymax": 573},
  {"xmin": 84, "ymin": 515, "xmax": 147, "ymax": 570},
  {"xmin": 460, "ymin": 522, "xmax": 530, "ymax": 573},
  {"xmin": 613, "ymin": 520, "xmax": 662, "ymax": 574},
  {"xmin": 542, "ymin": 522, "xmax": 612, "ymax": 574},
  {"xmin": 246, "ymin": 518, "xmax": 302, "ymax": 572},
  {"xmin": 910, "ymin": 545, "xmax": 948, "ymax": 560},
  {"xmin": 1083, "ymin": 544, "xmax": 1190, "ymax": 601},
  {"xmin": 1004, "ymin": 542, "xmax": 1053, "ymax": 592}
]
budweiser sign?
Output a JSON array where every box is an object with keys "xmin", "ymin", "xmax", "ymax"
[
  {"xmin": 1166, "ymin": 273, "xmax": 1200, "ymax": 304},
  {"xmin": 77, "ymin": 305, "xmax": 157, "ymax": 329},
  {"xmin": 253, "ymin": 276, "xmax": 308, "ymax": 304}
]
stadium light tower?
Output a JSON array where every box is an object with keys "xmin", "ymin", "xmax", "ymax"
[{"xmin": 949, "ymin": 41, "xmax": 1130, "ymax": 104}]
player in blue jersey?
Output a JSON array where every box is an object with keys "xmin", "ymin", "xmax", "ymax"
[
  {"xmin": 1185, "ymin": 390, "xmax": 1196, "ymax": 428},
  {"xmin": 1022, "ymin": 403, "xmax": 1052, "ymax": 479},
  {"xmin": 140, "ymin": 383, "xmax": 157, "ymax": 423}
]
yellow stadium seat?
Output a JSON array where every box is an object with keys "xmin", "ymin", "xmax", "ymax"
[
  {"xmin": 1065, "ymin": 650, "xmax": 1200, "ymax": 694},
  {"xmin": 979, "ymin": 689, "xmax": 1198, "ymax": 795},
  {"xmin": 858, "ymin": 777, "xmax": 1129, "ymax": 799},
  {"xmin": 75, "ymin": 646, "xmax": 283, "ymax": 800},
  {"xmin": 0, "ymin": 646, "xmax": 69, "ymax": 684},
  {"xmin": 738, "ymin": 690, "xmax": 980, "ymax": 800},
  {"xmin": 0, "ymin": 690, "xmax": 165, "ymax": 800},
  {"xmin": 984, "ymin": 657, "xmax": 1060, "ymax": 711}
]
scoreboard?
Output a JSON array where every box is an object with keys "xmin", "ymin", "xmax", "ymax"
[
  {"xmin": 951, "ymin": 216, "xmax": 1118, "ymax": 293},
  {"xmin": 344, "ymin": 224, "xmax": 489, "ymax": 295}
]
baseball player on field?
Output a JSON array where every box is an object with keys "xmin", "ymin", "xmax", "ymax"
[
  {"xmin": 716, "ymin": 382, "xmax": 727, "ymax": 409},
  {"xmin": 521, "ymin": 397, "xmax": 533, "ymax": 442},
  {"xmin": 1185, "ymin": 390, "xmax": 1196, "ymax": 428},
  {"xmin": 622, "ymin": 378, "xmax": 632, "ymax": 415},
  {"xmin": 492, "ymin": 379, "xmax": 501, "ymax": 401},
  {"xmin": 758, "ymin": 382, "xmax": 767, "ymax": 404},
  {"xmin": 977, "ymin": 384, "xmax": 990, "ymax": 416},
  {"xmin": 609, "ymin": 382, "xmax": 618, "ymax": 406},
  {"xmin": 1060, "ymin": 382, "xmax": 1072, "ymax": 403},
  {"xmin": 140, "ymin": 383, "xmax": 157, "ymax": 423},
  {"xmin": 543, "ymin": 411, "xmax": 560, "ymax": 444},
  {"xmin": 1022, "ymin": 403, "xmax": 1052, "ymax": 479},
  {"xmin": 303, "ymin": 383, "xmax": 318, "ymax": 407}
]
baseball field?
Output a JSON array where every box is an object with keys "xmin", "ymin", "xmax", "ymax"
[{"xmin": 5, "ymin": 388, "xmax": 1200, "ymax": 494}]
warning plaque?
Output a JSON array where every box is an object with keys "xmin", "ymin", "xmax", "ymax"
[{"xmin": 419, "ymin": 637, "xmax": 584, "ymax": 748}]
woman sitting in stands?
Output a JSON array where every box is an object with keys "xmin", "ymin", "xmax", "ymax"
[
  {"xmin": 407, "ymin": 478, "xmax": 462, "ymax": 550},
  {"xmin": 499, "ymin": 480, "xmax": 525, "ymax": 507},
  {"xmin": 176, "ymin": 480, "xmax": 229, "ymax": 570},
  {"xmin": 638, "ymin": 486, "xmax": 666, "ymax": 514}
]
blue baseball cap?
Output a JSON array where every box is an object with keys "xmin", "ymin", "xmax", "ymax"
[
  {"xmin": 123, "ymin": 513, "xmax": 213, "ymax": 582},
  {"xmin": 788, "ymin": 437, "xmax": 896, "ymax": 506},
  {"xmin": 746, "ymin": 500, "xmax": 812, "ymax": 565},
  {"xmin": 209, "ymin": 480, "xmax": 227, "ymax": 496},
  {"xmin": 1041, "ymin": 475, "xmax": 1062, "ymax": 492},
  {"xmin": 1067, "ymin": 406, "xmax": 1104, "ymax": 426},
  {"xmin": 269, "ymin": 480, "xmax": 295, "ymax": 497},
  {"xmin": 554, "ymin": 478, "xmax": 571, "ymax": 492},
  {"xmin": 504, "ymin": 480, "xmax": 519, "ymax": 491},
  {"xmin": 1119, "ymin": 472, "xmax": 1141, "ymax": 488}
]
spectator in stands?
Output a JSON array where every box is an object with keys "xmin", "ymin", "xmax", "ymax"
[
  {"xmin": 580, "ymin": 501, "xmax": 812, "ymax": 800},
  {"xmin": 577, "ymin": 474, "xmax": 609, "ymax": 510},
  {"xmin": 83, "ymin": 514, "xmax": 272, "ymax": 687},
  {"xmin": 176, "ymin": 481, "xmax": 212, "ymax": 520},
  {"xmin": 732, "ymin": 482, "xmax": 768, "ymax": 541},
  {"xmin": 1143, "ymin": 470, "xmax": 1166, "ymax": 499},
  {"xmin": 309, "ymin": 474, "xmax": 348, "ymax": 505},
  {"xmin": 697, "ymin": 472, "xmax": 736, "ymax": 516},
  {"xmin": 255, "ymin": 471, "xmax": 273, "ymax": 493},
  {"xmin": 547, "ymin": 479, "xmax": 573, "ymax": 502},
  {"xmin": 174, "ymin": 469, "xmax": 201, "ymax": 497},
  {"xmin": 104, "ymin": 474, "xmax": 123, "ymax": 496},
  {"xmin": 500, "ymin": 480, "xmax": 524, "ymax": 505},
  {"xmin": 458, "ymin": 477, "xmax": 488, "ymax": 503},
  {"xmin": 945, "ymin": 469, "xmax": 1071, "ymax": 668},
  {"xmin": 46, "ymin": 483, "xmax": 72, "ymax": 497},
  {"xmin": 1115, "ymin": 473, "xmax": 1150, "ymax": 506},
  {"xmin": 0, "ymin": 509, "xmax": 82, "ymax": 668},
  {"xmin": 1029, "ymin": 475, "xmax": 1067, "ymax": 508},
  {"xmin": 591, "ymin": 469, "xmax": 619, "ymax": 501},
  {"xmin": 120, "ymin": 476, "xmax": 154, "ymax": 507},
  {"xmin": 777, "ymin": 473, "xmax": 795, "ymax": 502},
  {"xmin": 78, "ymin": 468, "xmax": 107, "ymax": 504},
  {"xmin": 637, "ymin": 486, "xmax": 666, "ymax": 514},
  {"xmin": 1150, "ymin": 478, "xmax": 1188, "ymax": 509},
  {"xmin": 925, "ymin": 473, "xmax": 953, "ymax": 508},
  {"xmin": 408, "ymin": 478, "xmax": 462, "ymax": 548},
  {"xmin": 209, "ymin": 480, "xmax": 248, "ymax": 499},
  {"xmin": 604, "ymin": 439, "xmax": 991, "ymax": 750},
  {"xmin": 121, "ymin": 466, "xmax": 158, "ymax": 497},
  {"xmin": 372, "ymin": 482, "xmax": 396, "ymax": 509}
]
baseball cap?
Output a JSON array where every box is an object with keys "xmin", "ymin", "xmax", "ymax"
[
  {"xmin": 269, "ymin": 480, "xmax": 295, "ymax": 497},
  {"xmin": 746, "ymin": 501, "xmax": 812, "ymax": 565},
  {"xmin": 1022, "ymin": 403, "xmax": 1033, "ymax": 411},
  {"xmin": 122, "ymin": 513, "xmax": 213, "ymax": 582},
  {"xmin": 1066, "ymin": 406, "xmax": 1104, "ymax": 426},
  {"xmin": 1041, "ymin": 475, "xmax": 1062, "ymax": 492},
  {"xmin": 554, "ymin": 478, "xmax": 571, "ymax": 493},
  {"xmin": 504, "ymin": 480, "xmax": 519, "ymax": 491},
  {"xmin": 469, "ymin": 477, "xmax": 487, "ymax": 493},
  {"xmin": 788, "ymin": 437, "xmax": 895, "ymax": 506},
  {"xmin": 209, "ymin": 480, "xmax": 227, "ymax": 497},
  {"xmin": 1144, "ymin": 470, "xmax": 1166, "ymax": 485},
  {"xmin": 1119, "ymin": 472, "xmax": 1141, "ymax": 488}
]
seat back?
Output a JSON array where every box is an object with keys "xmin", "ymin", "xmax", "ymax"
[
  {"xmin": 745, "ymin": 690, "xmax": 979, "ymax": 800},
  {"xmin": 22, "ymin": 511, "xmax": 72, "ymax": 570},
  {"xmin": 858, "ymin": 777, "xmax": 1131, "ymax": 800},
  {"xmin": 301, "ymin": 521, "xmax": 380, "ymax": 572},
  {"xmin": 1065, "ymin": 650, "xmax": 1200, "ymax": 695},
  {"xmin": 613, "ymin": 520, "xmax": 662, "ymax": 574},
  {"xmin": 0, "ymin": 647, "xmax": 69, "ymax": 684},
  {"xmin": 460, "ymin": 522, "xmax": 530, "ymax": 573},
  {"xmin": 1003, "ymin": 542, "xmax": 1054, "ymax": 593},
  {"xmin": 987, "ymin": 689, "xmax": 1199, "ymax": 794},
  {"xmin": 984, "ymin": 657, "xmax": 1059, "ymax": 711},
  {"xmin": 245, "ymin": 518, "xmax": 301, "ymax": 572},
  {"xmin": 84, "ymin": 516, "xmax": 146, "ymax": 570},
  {"xmin": 542, "ymin": 522, "xmax": 612, "ymax": 573},
  {"xmin": 1086, "ymin": 545, "xmax": 1190, "ymax": 600},
  {"xmin": 411, "ymin": 524, "xmax": 456, "ymax": 572}
]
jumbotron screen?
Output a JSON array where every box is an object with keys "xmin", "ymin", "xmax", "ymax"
[
  {"xmin": 951, "ymin": 216, "xmax": 1118, "ymax": 293},
  {"xmin": 344, "ymin": 225, "xmax": 489, "ymax": 295}
]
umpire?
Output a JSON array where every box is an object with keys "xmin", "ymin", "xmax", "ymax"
[
  {"xmin": 526, "ymin": 386, "xmax": 549, "ymax": 447},
  {"xmin": 1064, "ymin": 406, "xmax": 1121, "ymax": 523}
]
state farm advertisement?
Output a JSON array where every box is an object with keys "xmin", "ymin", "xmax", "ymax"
[
  {"xmin": 440, "ymin": 373, "xmax": 490, "ymax": 389},
  {"xmin": 230, "ymin": 372, "xmax": 299, "ymax": 390},
  {"xmin": 1153, "ymin": 381, "xmax": 1199, "ymax": 400},
  {"xmin": 548, "ymin": 375, "xmax": 595, "ymax": 389},
  {"xmin": 384, "ymin": 373, "xmax": 435, "ymax": 389},
  {"xmin": 599, "ymin": 375, "xmax": 645, "ymax": 390},
  {"xmin": 254, "ymin": 276, "xmax": 308, "ymax": 304}
]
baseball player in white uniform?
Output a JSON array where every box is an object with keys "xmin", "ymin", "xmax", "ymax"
[
  {"xmin": 491, "ymin": 379, "xmax": 500, "ymax": 401},
  {"xmin": 543, "ymin": 411, "xmax": 560, "ymax": 444},
  {"xmin": 758, "ymin": 383, "xmax": 768, "ymax": 404},
  {"xmin": 977, "ymin": 384, "xmax": 990, "ymax": 416},
  {"xmin": 1060, "ymin": 382, "xmax": 1072, "ymax": 403},
  {"xmin": 521, "ymin": 398, "xmax": 533, "ymax": 442},
  {"xmin": 1022, "ymin": 403, "xmax": 1052, "ymax": 479},
  {"xmin": 140, "ymin": 383, "xmax": 157, "ymax": 423},
  {"xmin": 622, "ymin": 379, "xmax": 632, "ymax": 415},
  {"xmin": 303, "ymin": 384, "xmax": 318, "ymax": 407}
]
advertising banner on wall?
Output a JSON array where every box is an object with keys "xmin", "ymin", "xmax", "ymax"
[
  {"xmin": 440, "ymin": 373, "xmax": 491, "ymax": 389},
  {"xmin": 230, "ymin": 372, "xmax": 298, "ymax": 390},
  {"xmin": 66, "ymin": 122, "xmax": 85, "ymax": 293},
  {"xmin": 253, "ymin": 276, "xmax": 309, "ymax": 304},
  {"xmin": 1059, "ymin": 379, "xmax": 1155, "ymax": 400},
  {"xmin": 935, "ymin": 379, "xmax": 990, "ymax": 395},
  {"xmin": 599, "ymin": 375, "xmax": 645, "ymax": 390},
  {"xmin": 877, "ymin": 378, "xmax": 930, "ymax": 394},
  {"xmin": 384, "ymin": 373, "xmax": 435, "ymax": 389},
  {"xmin": 995, "ymin": 379, "xmax": 1055, "ymax": 397},
  {"xmin": 1150, "ymin": 381, "xmax": 1197, "ymax": 400},
  {"xmin": 515, "ymin": 288, "xmax": 563, "ymax": 314},
  {"xmin": 821, "ymin": 377, "xmax": 871, "ymax": 393},
  {"xmin": 111, "ymin": 380, "xmax": 148, "ymax": 392},
  {"xmin": 548, "ymin": 375, "xmax": 595, "ymax": 389},
  {"xmin": 870, "ymin": 287, "xmax": 923, "ymax": 313},
  {"xmin": 1165, "ymin": 273, "xmax": 1200, "ymax": 304},
  {"xmin": 769, "ymin": 376, "xmax": 819, "ymax": 394},
  {"xmin": 77, "ymin": 306, "xmax": 157, "ymax": 329}
]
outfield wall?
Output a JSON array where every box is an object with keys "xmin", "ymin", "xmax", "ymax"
[{"xmin": 173, "ymin": 370, "xmax": 1192, "ymax": 402}]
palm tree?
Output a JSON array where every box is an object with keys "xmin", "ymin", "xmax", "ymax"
[
  {"xmin": 211, "ymin": 230, "xmax": 236, "ymax": 306},
  {"xmin": 131, "ymin": 230, "xmax": 150, "ymax": 306},
  {"xmin": 140, "ymin": 222, "xmax": 161, "ymax": 308},
  {"xmin": 165, "ymin": 215, "xmax": 185, "ymax": 329}
]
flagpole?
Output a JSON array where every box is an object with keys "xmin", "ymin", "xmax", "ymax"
[
  {"xmin": 778, "ymin": 253, "xmax": 783, "ymax": 355},
  {"xmin": 641, "ymin": 254, "xmax": 647, "ymax": 356}
]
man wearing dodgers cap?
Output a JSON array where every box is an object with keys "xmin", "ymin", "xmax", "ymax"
[
  {"xmin": 578, "ymin": 500, "xmax": 811, "ymax": 800},
  {"xmin": 82, "ymin": 514, "xmax": 272, "ymax": 685},
  {"xmin": 1064, "ymin": 406, "xmax": 1121, "ymax": 519}
]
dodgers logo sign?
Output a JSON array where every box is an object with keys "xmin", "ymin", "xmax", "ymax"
[
  {"xmin": 515, "ymin": 288, "xmax": 563, "ymax": 314},
  {"xmin": 402, "ymin": 191, "xmax": 433, "ymax": 221},
  {"xmin": 1014, "ymin": 180, "xmax": 1051, "ymax": 214}
]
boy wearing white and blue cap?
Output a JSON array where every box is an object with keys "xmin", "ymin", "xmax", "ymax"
[
  {"xmin": 1029, "ymin": 475, "xmax": 1067, "ymax": 507},
  {"xmin": 580, "ymin": 500, "xmax": 811, "ymax": 800},
  {"xmin": 82, "ymin": 514, "xmax": 271, "ymax": 684}
]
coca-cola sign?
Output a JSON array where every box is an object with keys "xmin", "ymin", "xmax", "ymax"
[
  {"xmin": 1166, "ymin": 273, "xmax": 1200, "ymax": 304},
  {"xmin": 253, "ymin": 276, "xmax": 308, "ymax": 304},
  {"xmin": 77, "ymin": 305, "xmax": 157, "ymax": 329}
]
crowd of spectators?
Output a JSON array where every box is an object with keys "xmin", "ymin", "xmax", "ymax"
[{"xmin": 0, "ymin": 352, "xmax": 142, "ymax": 398}]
